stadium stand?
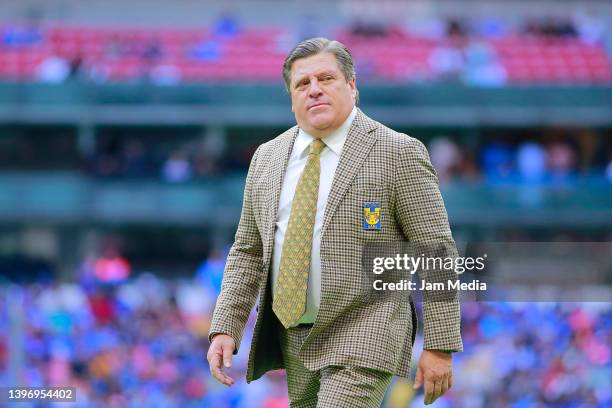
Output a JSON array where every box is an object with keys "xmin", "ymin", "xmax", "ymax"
[
  {"xmin": 1, "ymin": 23, "xmax": 611, "ymax": 84},
  {"xmin": 1, "ymin": 274, "xmax": 610, "ymax": 407}
]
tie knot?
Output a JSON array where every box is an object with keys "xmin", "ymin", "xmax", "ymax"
[{"xmin": 309, "ymin": 139, "xmax": 326, "ymax": 156}]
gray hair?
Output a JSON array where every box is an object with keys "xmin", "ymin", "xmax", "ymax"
[{"xmin": 282, "ymin": 37, "xmax": 359, "ymax": 103}]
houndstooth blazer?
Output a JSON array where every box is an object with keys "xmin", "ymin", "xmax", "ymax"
[{"xmin": 209, "ymin": 108, "xmax": 463, "ymax": 382}]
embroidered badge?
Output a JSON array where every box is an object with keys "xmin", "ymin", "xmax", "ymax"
[{"xmin": 363, "ymin": 202, "xmax": 381, "ymax": 230}]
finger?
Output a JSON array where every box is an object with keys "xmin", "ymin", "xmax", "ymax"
[
  {"xmin": 413, "ymin": 366, "xmax": 423, "ymax": 389},
  {"xmin": 440, "ymin": 376, "xmax": 450, "ymax": 396},
  {"xmin": 222, "ymin": 372, "xmax": 235, "ymax": 387},
  {"xmin": 432, "ymin": 380, "xmax": 442, "ymax": 403},
  {"xmin": 424, "ymin": 373, "xmax": 435, "ymax": 404},
  {"xmin": 448, "ymin": 371, "xmax": 453, "ymax": 390},
  {"xmin": 208, "ymin": 350, "xmax": 221, "ymax": 370},
  {"xmin": 209, "ymin": 351, "xmax": 234, "ymax": 386},
  {"xmin": 209, "ymin": 353, "xmax": 225, "ymax": 382},
  {"xmin": 213, "ymin": 365, "xmax": 234, "ymax": 386},
  {"xmin": 222, "ymin": 343, "xmax": 233, "ymax": 368}
]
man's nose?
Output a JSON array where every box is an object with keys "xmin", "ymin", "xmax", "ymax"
[{"xmin": 308, "ymin": 80, "xmax": 323, "ymax": 97}]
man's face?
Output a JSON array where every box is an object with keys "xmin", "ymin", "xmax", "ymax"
[{"xmin": 289, "ymin": 52, "xmax": 357, "ymax": 138}]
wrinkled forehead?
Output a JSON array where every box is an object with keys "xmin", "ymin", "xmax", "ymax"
[{"xmin": 290, "ymin": 52, "xmax": 343, "ymax": 82}]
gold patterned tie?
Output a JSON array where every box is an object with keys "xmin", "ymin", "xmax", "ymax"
[{"xmin": 273, "ymin": 139, "xmax": 326, "ymax": 328}]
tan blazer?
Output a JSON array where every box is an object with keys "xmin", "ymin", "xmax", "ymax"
[{"xmin": 209, "ymin": 109, "xmax": 463, "ymax": 383}]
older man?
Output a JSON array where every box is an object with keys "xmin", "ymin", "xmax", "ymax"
[{"xmin": 207, "ymin": 37, "xmax": 463, "ymax": 407}]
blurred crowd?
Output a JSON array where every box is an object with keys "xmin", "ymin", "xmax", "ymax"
[
  {"xmin": 428, "ymin": 132, "xmax": 611, "ymax": 185},
  {"xmin": 1, "ymin": 13, "xmax": 244, "ymax": 85},
  {"xmin": 349, "ymin": 11, "xmax": 606, "ymax": 45},
  {"xmin": 2, "ymin": 125, "xmax": 609, "ymax": 186},
  {"xmin": 0, "ymin": 268, "xmax": 609, "ymax": 407},
  {"xmin": 88, "ymin": 136, "xmax": 222, "ymax": 181},
  {"xmin": 1, "ymin": 7, "xmax": 609, "ymax": 85},
  {"xmin": 88, "ymin": 133, "xmax": 257, "ymax": 182},
  {"xmin": 347, "ymin": 13, "xmax": 608, "ymax": 85}
]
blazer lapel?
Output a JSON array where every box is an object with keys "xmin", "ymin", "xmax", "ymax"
[
  {"xmin": 321, "ymin": 109, "xmax": 378, "ymax": 237},
  {"xmin": 262, "ymin": 127, "xmax": 299, "ymax": 267}
]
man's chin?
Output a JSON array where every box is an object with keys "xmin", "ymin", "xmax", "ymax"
[
  {"xmin": 307, "ymin": 114, "xmax": 333, "ymax": 128},
  {"xmin": 309, "ymin": 122, "xmax": 334, "ymax": 134}
]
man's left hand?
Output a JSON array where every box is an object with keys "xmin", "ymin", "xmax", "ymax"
[{"xmin": 413, "ymin": 350, "xmax": 453, "ymax": 405}]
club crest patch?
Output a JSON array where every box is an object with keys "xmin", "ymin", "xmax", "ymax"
[{"xmin": 363, "ymin": 202, "xmax": 381, "ymax": 230}]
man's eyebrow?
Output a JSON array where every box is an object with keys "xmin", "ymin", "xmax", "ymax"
[
  {"xmin": 293, "ymin": 70, "xmax": 337, "ymax": 87},
  {"xmin": 316, "ymin": 70, "xmax": 337, "ymax": 78}
]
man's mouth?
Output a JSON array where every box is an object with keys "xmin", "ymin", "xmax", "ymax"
[{"xmin": 308, "ymin": 102, "xmax": 329, "ymax": 110}]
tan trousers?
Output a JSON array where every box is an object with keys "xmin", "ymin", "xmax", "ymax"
[{"xmin": 278, "ymin": 324, "xmax": 393, "ymax": 408}]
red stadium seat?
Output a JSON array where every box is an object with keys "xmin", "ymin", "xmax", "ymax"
[{"xmin": 1, "ymin": 25, "xmax": 611, "ymax": 84}]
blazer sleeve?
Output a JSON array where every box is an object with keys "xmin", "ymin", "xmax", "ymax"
[
  {"xmin": 394, "ymin": 137, "xmax": 464, "ymax": 352},
  {"xmin": 208, "ymin": 146, "xmax": 264, "ymax": 353}
]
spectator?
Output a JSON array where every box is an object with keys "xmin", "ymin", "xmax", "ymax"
[
  {"xmin": 36, "ymin": 54, "xmax": 70, "ymax": 83},
  {"xmin": 140, "ymin": 38, "xmax": 163, "ymax": 80},
  {"xmin": 482, "ymin": 142, "xmax": 514, "ymax": 182},
  {"xmin": 121, "ymin": 138, "xmax": 150, "ymax": 177},
  {"xmin": 429, "ymin": 137, "xmax": 463, "ymax": 184},
  {"xmin": 474, "ymin": 16, "xmax": 507, "ymax": 39},
  {"xmin": 94, "ymin": 247, "xmax": 131, "ymax": 283},
  {"xmin": 162, "ymin": 150, "xmax": 192, "ymax": 183},
  {"xmin": 524, "ymin": 18, "xmax": 577, "ymax": 39},
  {"xmin": 428, "ymin": 44, "xmax": 465, "ymax": 82},
  {"xmin": 463, "ymin": 41, "xmax": 507, "ymax": 87},
  {"xmin": 447, "ymin": 19, "xmax": 467, "ymax": 38},
  {"xmin": 349, "ymin": 20, "xmax": 389, "ymax": 38},
  {"xmin": 191, "ymin": 39, "xmax": 221, "ymax": 61},
  {"xmin": 404, "ymin": 15, "xmax": 446, "ymax": 41},
  {"xmin": 142, "ymin": 39, "xmax": 162, "ymax": 61},
  {"xmin": 2, "ymin": 24, "xmax": 42, "ymax": 47},
  {"xmin": 573, "ymin": 9, "xmax": 606, "ymax": 45},
  {"xmin": 149, "ymin": 63, "xmax": 181, "ymax": 85},
  {"xmin": 104, "ymin": 34, "xmax": 134, "ymax": 59},
  {"xmin": 517, "ymin": 141, "xmax": 547, "ymax": 183},
  {"xmin": 196, "ymin": 248, "xmax": 227, "ymax": 297},
  {"xmin": 547, "ymin": 141, "xmax": 577, "ymax": 181},
  {"xmin": 214, "ymin": 12, "xmax": 240, "ymax": 39},
  {"xmin": 68, "ymin": 55, "xmax": 86, "ymax": 80}
]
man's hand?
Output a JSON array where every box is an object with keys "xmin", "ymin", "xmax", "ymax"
[
  {"xmin": 413, "ymin": 350, "xmax": 453, "ymax": 405},
  {"xmin": 207, "ymin": 334, "xmax": 236, "ymax": 386}
]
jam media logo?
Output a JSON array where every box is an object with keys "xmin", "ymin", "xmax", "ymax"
[{"xmin": 363, "ymin": 201, "xmax": 381, "ymax": 230}]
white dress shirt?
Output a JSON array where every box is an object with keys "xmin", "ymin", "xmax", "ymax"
[{"xmin": 271, "ymin": 106, "xmax": 357, "ymax": 326}]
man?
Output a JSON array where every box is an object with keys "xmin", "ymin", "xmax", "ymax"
[{"xmin": 207, "ymin": 37, "xmax": 463, "ymax": 407}]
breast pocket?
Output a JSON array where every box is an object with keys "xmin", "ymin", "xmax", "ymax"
[
  {"xmin": 344, "ymin": 187, "xmax": 391, "ymax": 240},
  {"xmin": 351, "ymin": 179, "xmax": 383, "ymax": 193}
]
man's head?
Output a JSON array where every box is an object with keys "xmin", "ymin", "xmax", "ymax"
[{"xmin": 283, "ymin": 38, "xmax": 358, "ymax": 139}]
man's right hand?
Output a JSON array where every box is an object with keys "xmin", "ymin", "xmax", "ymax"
[{"xmin": 207, "ymin": 334, "xmax": 236, "ymax": 386}]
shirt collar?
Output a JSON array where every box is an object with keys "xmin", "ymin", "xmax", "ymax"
[{"xmin": 294, "ymin": 106, "xmax": 357, "ymax": 159}]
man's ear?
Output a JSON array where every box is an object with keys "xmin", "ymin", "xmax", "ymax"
[{"xmin": 349, "ymin": 78, "xmax": 357, "ymax": 99}]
